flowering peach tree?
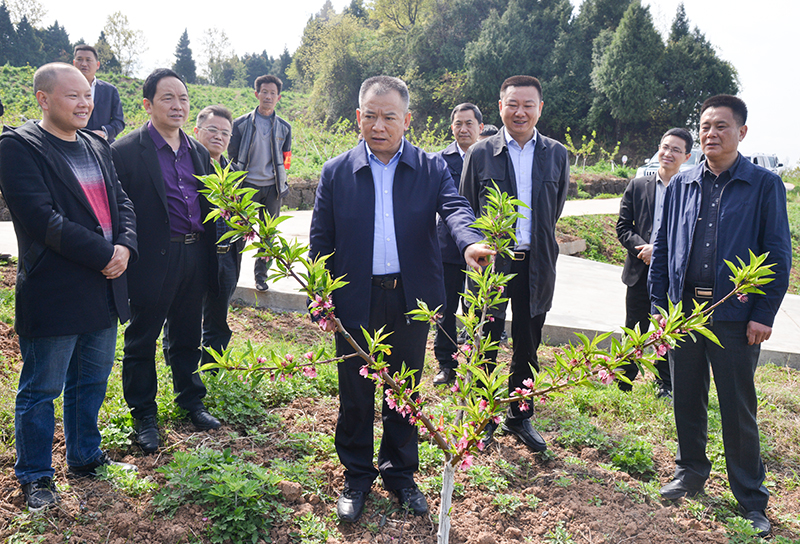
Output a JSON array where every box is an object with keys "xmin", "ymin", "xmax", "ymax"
[{"xmin": 197, "ymin": 163, "xmax": 776, "ymax": 543}]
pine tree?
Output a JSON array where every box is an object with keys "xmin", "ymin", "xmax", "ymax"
[
  {"xmin": 669, "ymin": 2, "xmax": 690, "ymax": 42},
  {"xmin": 0, "ymin": 2, "xmax": 17, "ymax": 66},
  {"xmin": 39, "ymin": 20, "xmax": 71, "ymax": 63},
  {"xmin": 13, "ymin": 15, "xmax": 44, "ymax": 66},
  {"xmin": 172, "ymin": 29, "xmax": 196, "ymax": 84},
  {"xmin": 94, "ymin": 32, "xmax": 121, "ymax": 73}
]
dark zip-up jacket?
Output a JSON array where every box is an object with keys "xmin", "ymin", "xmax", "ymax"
[
  {"xmin": 649, "ymin": 156, "xmax": 791, "ymax": 326},
  {"xmin": 0, "ymin": 121, "xmax": 138, "ymax": 336}
]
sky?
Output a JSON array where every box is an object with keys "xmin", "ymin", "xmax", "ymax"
[{"xmin": 31, "ymin": 0, "xmax": 800, "ymax": 167}]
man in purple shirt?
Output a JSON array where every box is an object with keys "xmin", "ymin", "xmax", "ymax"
[{"xmin": 111, "ymin": 69, "xmax": 221, "ymax": 454}]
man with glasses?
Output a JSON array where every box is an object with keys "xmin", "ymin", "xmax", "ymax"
[
  {"xmin": 616, "ymin": 128, "xmax": 693, "ymax": 398},
  {"xmin": 72, "ymin": 44, "xmax": 125, "ymax": 143},
  {"xmin": 193, "ymin": 105, "xmax": 242, "ymax": 367},
  {"xmin": 228, "ymin": 75, "xmax": 292, "ymax": 292}
]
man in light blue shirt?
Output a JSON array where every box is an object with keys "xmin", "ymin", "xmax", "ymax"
[{"xmin": 310, "ymin": 75, "xmax": 493, "ymax": 524}]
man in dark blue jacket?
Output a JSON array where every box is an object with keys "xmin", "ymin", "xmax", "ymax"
[
  {"xmin": 650, "ymin": 95, "xmax": 791, "ymax": 538},
  {"xmin": 310, "ymin": 76, "xmax": 492, "ymax": 523},
  {"xmin": 73, "ymin": 45, "xmax": 125, "ymax": 143},
  {"xmin": 433, "ymin": 102, "xmax": 484, "ymax": 385},
  {"xmin": 0, "ymin": 64, "xmax": 137, "ymax": 511}
]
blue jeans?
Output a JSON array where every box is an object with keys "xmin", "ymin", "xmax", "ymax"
[{"xmin": 15, "ymin": 324, "xmax": 117, "ymax": 485}]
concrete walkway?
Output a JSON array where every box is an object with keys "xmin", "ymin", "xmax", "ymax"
[{"xmin": 1, "ymin": 195, "xmax": 798, "ymax": 368}]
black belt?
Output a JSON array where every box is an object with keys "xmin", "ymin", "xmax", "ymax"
[
  {"xmin": 372, "ymin": 274, "xmax": 401, "ymax": 290},
  {"xmin": 170, "ymin": 232, "xmax": 201, "ymax": 244}
]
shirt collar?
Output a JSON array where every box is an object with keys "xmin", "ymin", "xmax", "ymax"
[
  {"xmin": 365, "ymin": 139, "xmax": 404, "ymax": 166},
  {"xmin": 147, "ymin": 121, "xmax": 190, "ymax": 153},
  {"xmin": 503, "ymin": 126, "xmax": 537, "ymax": 150},
  {"xmin": 457, "ymin": 144, "xmax": 466, "ymax": 159}
]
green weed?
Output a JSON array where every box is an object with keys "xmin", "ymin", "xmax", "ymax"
[
  {"xmin": 291, "ymin": 512, "xmax": 330, "ymax": 544},
  {"xmin": 467, "ymin": 464, "xmax": 508, "ymax": 492},
  {"xmin": 610, "ymin": 439, "xmax": 655, "ymax": 477},
  {"xmin": 557, "ymin": 416, "xmax": 610, "ymax": 451},
  {"xmin": 544, "ymin": 521, "xmax": 577, "ymax": 544},
  {"xmin": 491, "ymin": 493, "xmax": 522, "ymax": 515},
  {"xmin": 97, "ymin": 464, "xmax": 157, "ymax": 497}
]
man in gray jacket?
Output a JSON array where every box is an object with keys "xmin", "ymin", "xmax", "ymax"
[{"xmin": 228, "ymin": 74, "xmax": 292, "ymax": 291}]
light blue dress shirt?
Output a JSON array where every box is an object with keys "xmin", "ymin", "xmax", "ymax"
[
  {"xmin": 504, "ymin": 127, "xmax": 536, "ymax": 250},
  {"xmin": 650, "ymin": 173, "xmax": 667, "ymax": 244},
  {"xmin": 367, "ymin": 141, "xmax": 404, "ymax": 275}
]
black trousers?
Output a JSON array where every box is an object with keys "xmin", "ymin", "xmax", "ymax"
[
  {"xmin": 670, "ymin": 320, "xmax": 768, "ymax": 512},
  {"xmin": 335, "ymin": 282, "xmax": 428, "ymax": 492},
  {"xmin": 483, "ymin": 253, "xmax": 546, "ymax": 421},
  {"xmin": 433, "ymin": 262, "xmax": 466, "ymax": 370},
  {"xmin": 123, "ymin": 240, "xmax": 209, "ymax": 419},
  {"xmin": 618, "ymin": 274, "xmax": 671, "ymax": 391}
]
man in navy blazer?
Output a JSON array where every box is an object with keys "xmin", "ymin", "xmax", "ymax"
[
  {"xmin": 616, "ymin": 128, "xmax": 693, "ymax": 397},
  {"xmin": 433, "ymin": 103, "xmax": 484, "ymax": 385},
  {"xmin": 461, "ymin": 75, "xmax": 570, "ymax": 452},
  {"xmin": 0, "ymin": 64, "xmax": 137, "ymax": 510},
  {"xmin": 73, "ymin": 45, "xmax": 125, "ymax": 143},
  {"xmin": 112, "ymin": 69, "xmax": 220, "ymax": 454},
  {"xmin": 310, "ymin": 76, "xmax": 492, "ymax": 523}
]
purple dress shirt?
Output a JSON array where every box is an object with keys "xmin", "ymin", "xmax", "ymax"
[{"xmin": 147, "ymin": 121, "xmax": 204, "ymax": 237}]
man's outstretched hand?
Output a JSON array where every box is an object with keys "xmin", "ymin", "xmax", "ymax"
[{"xmin": 464, "ymin": 243, "xmax": 496, "ymax": 271}]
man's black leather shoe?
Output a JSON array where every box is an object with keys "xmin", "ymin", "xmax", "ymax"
[
  {"xmin": 432, "ymin": 368, "xmax": 456, "ymax": 385},
  {"xmin": 337, "ymin": 487, "xmax": 368, "ymax": 522},
  {"xmin": 741, "ymin": 508, "xmax": 770, "ymax": 537},
  {"xmin": 189, "ymin": 409, "xmax": 221, "ymax": 430},
  {"xmin": 68, "ymin": 452, "xmax": 138, "ymax": 479},
  {"xmin": 659, "ymin": 478, "xmax": 704, "ymax": 500},
  {"xmin": 134, "ymin": 415, "xmax": 160, "ymax": 453},
  {"xmin": 479, "ymin": 420, "xmax": 498, "ymax": 450},
  {"xmin": 392, "ymin": 485, "xmax": 428, "ymax": 516},
  {"xmin": 501, "ymin": 419, "xmax": 547, "ymax": 452}
]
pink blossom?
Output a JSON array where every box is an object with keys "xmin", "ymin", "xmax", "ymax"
[
  {"xmin": 220, "ymin": 210, "xmax": 231, "ymax": 220},
  {"xmin": 476, "ymin": 439, "xmax": 485, "ymax": 451},
  {"xmin": 386, "ymin": 397, "xmax": 397, "ymax": 410},
  {"xmin": 493, "ymin": 415, "xmax": 502, "ymax": 424},
  {"xmin": 285, "ymin": 353, "xmax": 294, "ymax": 362},
  {"xmin": 598, "ymin": 369, "xmax": 615, "ymax": 385},
  {"xmin": 456, "ymin": 433, "xmax": 469, "ymax": 451},
  {"xmin": 318, "ymin": 317, "xmax": 328, "ymax": 330},
  {"xmin": 257, "ymin": 356, "xmax": 267, "ymax": 364},
  {"xmin": 359, "ymin": 365, "xmax": 369, "ymax": 378},
  {"xmin": 496, "ymin": 286, "xmax": 504, "ymax": 294},
  {"xmin": 488, "ymin": 316, "xmax": 494, "ymax": 322},
  {"xmin": 479, "ymin": 399, "xmax": 489, "ymax": 411},
  {"xmin": 634, "ymin": 348, "xmax": 643, "ymax": 359},
  {"xmin": 451, "ymin": 352, "xmax": 459, "ymax": 360},
  {"xmin": 303, "ymin": 366, "xmax": 317, "ymax": 378},
  {"xmin": 303, "ymin": 352, "xmax": 314, "ymax": 360},
  {"xmin": 519, "ymin": 401, "xmax": 530, "ymax": 412},
  {"xmin": 450, "ymin": 383, "xmax": 459, "ymax": 393},
  {"xmin": 243, "ymin": 231, "xmax": 255, "ymax": 242},
  {"xmin": 460, "ymin": 454, "xmax": 474, "ymax": 471},
  {"xmin": 523, "ymin": 378, "xmax": 534, "ymax": 389},
  {"xmin": 737, "ymin": 293, "xmax": 749, "ymax": 303},
  {"xmin": 539, "ymin": 396, "xmax": 547, "ymax": 405},
  {"xmin": 656, "ymin": 343, "xmax": 669, "ymax": 357}
]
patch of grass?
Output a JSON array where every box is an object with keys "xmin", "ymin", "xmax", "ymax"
[
  {"xmin": 492, "ymin": 493, "xmax": 522, "ymax": 515},
  {"xmin": 291, "ymin": 512, "xmax": 330, "ymax": 544},
  {"xmin": 154, "ymin": 447, "xmax": 291, "ymax": 544},
  {"xmin": 0, "ymin": 288, "xmax": 15, "ymax": 325},
  {"xmin": 97, "ymin": 464, "xmax": 157, "ymax": 497},
  {"xmin": 556, "ymin": 416, "xmax": 611, "ymax": 451},
  {"xmin": 467, "ymin": 464, "xmax": 508, "ymax": 492},
  {"xmin": 270, "ymin": 456, "xmax": 327, "ymax": 499},
  {"xmin": 556, "ymin": 214, "xmax": 626, "ymax": 266},
  {"xmin": 544, "ymin": 521, "xmax": 577, "ymax": 544},
  {"xmin": 610, "ymin": 439, "xmax": 656, "ymax": 478}
]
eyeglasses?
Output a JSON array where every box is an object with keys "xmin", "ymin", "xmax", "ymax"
[
  {"xmin": 199, "ymin": 126, "xmax": 231, "ymax": 138},
  {"xmin": 659, "ymin": 144, "xmax": 687, "ymax": 155}
]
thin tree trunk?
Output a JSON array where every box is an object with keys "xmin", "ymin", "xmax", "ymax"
[{"xmin": 438, "ymin": 460, "xmax": 457, "ymax": 543}]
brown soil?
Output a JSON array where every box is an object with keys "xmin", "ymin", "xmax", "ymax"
[{"xmin": 0, "ymin": 269, "xmax": 797, "ymax": 543}]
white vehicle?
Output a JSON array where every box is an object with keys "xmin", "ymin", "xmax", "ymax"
[
  {"xmin": 745, "ymin": 153, "xmax": 784, "ymax": 176},
  {"xmin": 635, "ymin": 148, "xmax": 704, "ymax": 178}
]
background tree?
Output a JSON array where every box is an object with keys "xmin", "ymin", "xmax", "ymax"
[
  {"xmin": 274, "ymin": 47, "xmax": 293, "ymax": 91},
  {"xmin": 464, "ymin": 0, "xmax": 573, "ymax": 128},
  {"xmin": 94, "ymin": 31, "xmax": 122, "ymax": 73},
  {"xmin": 12, "ymin": 16, "xmax": 44, "ymax": 67},
  {"xmin": 591, "ymin": 0, "xmax": 664, "ymax": 144},
  {"xmin": 39, "ymin": 21, "xmax": 71, "ymax": 63},
  {"xmin": 658, "ymin": 5, "xmax": 738, "ymax": 132},
  {"xmin": 0, "ymin": 2, "xmax": 17, "ymax": 66},
  {"xmin": 173, "ymin": 29, "xmax": 197, "ymax": 84},
  {"xmin": 201, "ymin": 27, "xmax": 235, "ymax": 86},
  {"xmin": 103, "ymin": 11, "xmax": 147, "ymax": 76},
  {"xmin": 5, "ymin": 0, "xmax": 45, "ymax": 26}
]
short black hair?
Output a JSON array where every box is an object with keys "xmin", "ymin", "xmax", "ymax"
[
  {"xmin": 196, "ymin": 104, "xmax": 233, "ymax": 127},
  {"xmin": 254, "ymin": 74, "xmax": 283, "ymax": 94},
  {"xmin": 450, "ymin": 103, "xmax": 482, "ymax": 124},
  {"xmin": 662, "ymin": 128, "xmax": 693, "ymax": 153},
  {"xmin": 701, "ymin": 94, "xmax": 747, "ymax": 127},
  {"xmin": 143, "ymin": 68, "xmax": 187, "ymax": 102},
  {"xmin": 480, "ymin": 124, "xmax": 499, "ymax": 138},
  {"xmin": 73, "ymin": 44, "xmax": 98, "ymax": 61},
  {"xmin": 500, "ymin": 75, "xmax": 543, "ymax": 101}
]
